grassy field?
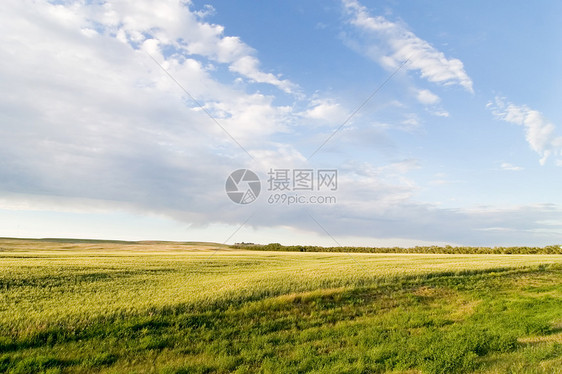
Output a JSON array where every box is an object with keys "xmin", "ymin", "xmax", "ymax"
[{"xmin": 1, "ymin": 238, "xmax": 561, "ymax": 373}]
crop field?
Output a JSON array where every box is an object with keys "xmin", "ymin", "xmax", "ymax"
[{"xmin": 1, "ymin": 238, "xmax": 562, "ymax": 373}]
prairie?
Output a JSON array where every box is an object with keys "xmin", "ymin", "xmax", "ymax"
[{"xmin": 1, "ymin": 238, "xmax": 561, "ymax": 373}]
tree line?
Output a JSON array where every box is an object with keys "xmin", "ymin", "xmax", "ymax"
[{"xmin": 231, "ymin": 243, "xmax": 562, "ymax": 254}]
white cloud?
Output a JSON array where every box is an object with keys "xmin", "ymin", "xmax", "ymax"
[
  {"xmin": 88, "ymin": 0, "xmax": 298, "ymax": 93},
  {"xmin": 0, "ymin": 0, "xmax": 303, "ymax": 223},
  {"xmin": 500, "ymin": 162, "xmax": 523, "ymax": 171},
  {"xmin": 415, "ymin": 89, "xmax": 440, "ymax": 105},
  {"xmin": 341, "ymin": 0, "xmax": 473, "ymax": 92},
  {"xmin": 249, "ymin": 144, "xmax": 307, "ymax": 171},
  {"xmin": 193, "ymin": 4, "xmax": 215, "ymax": 19},
  {"xmin": 399, "ymin": 113, "xmax": 421, "ymax": 130},
  {"xmin": 229, "ymin": 56, "xmax": 297, "ymax": 94},
  {"xmin": 430, "ymin": 110, "xmax": 450, "ymax": 118},
  {"xmin": 489, "ymin": 97, "xmax": 562, "ymax": 165},
  {"xmin": 412, "ymin": 88, "xmax": 450, "ymax": 117},
  {"xmin": 300, "ymin": 98, "xmax": 347, "ymax": 124}
]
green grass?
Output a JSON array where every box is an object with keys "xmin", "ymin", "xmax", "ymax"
[{"xmin": 1, "ymin": 239, "xmax": 561, "ymax": 373}]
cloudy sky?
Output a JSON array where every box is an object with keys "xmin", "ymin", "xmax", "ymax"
[{"xmin": 1, "ymin": 0, "xmax": 561, "ymax": 246}]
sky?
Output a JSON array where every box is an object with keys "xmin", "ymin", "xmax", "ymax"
[{"xmin": 1, "ymin": 0, "xmax": 561, "ymax": 246}]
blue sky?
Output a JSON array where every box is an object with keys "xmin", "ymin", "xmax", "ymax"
[{"xmin": 1, "ymin": 0, "xmax": 561, "ymax": 246}]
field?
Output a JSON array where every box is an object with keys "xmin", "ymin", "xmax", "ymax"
[{"xmin": 1, "ymin": 238, "xmax": 561, "ymax": 373}]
